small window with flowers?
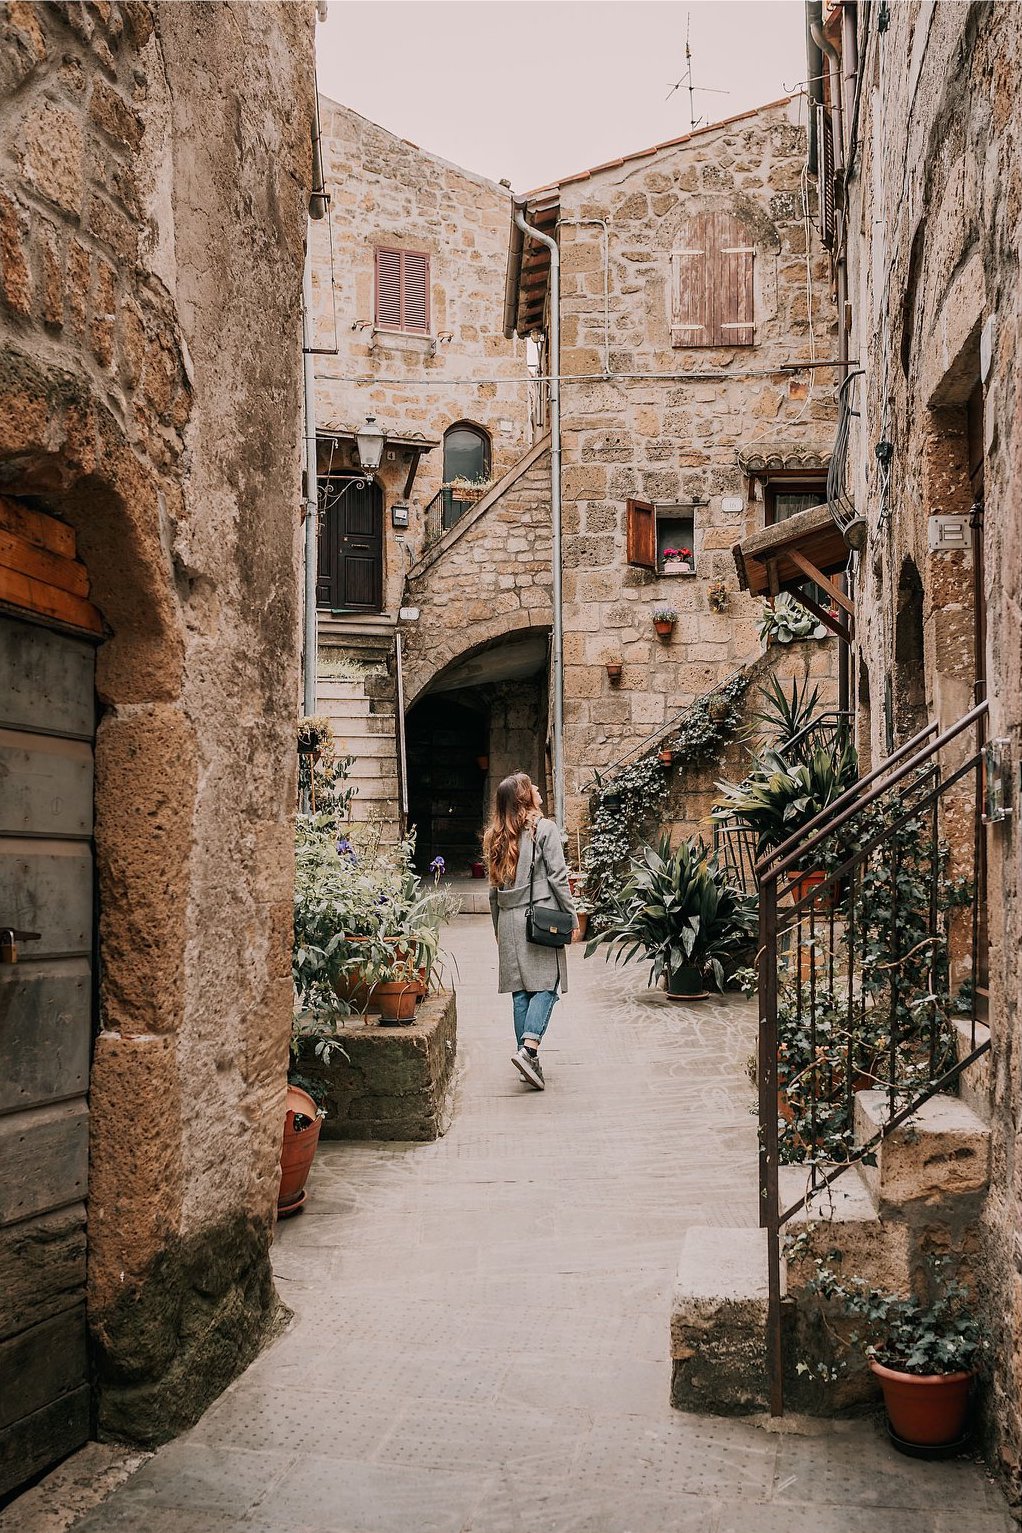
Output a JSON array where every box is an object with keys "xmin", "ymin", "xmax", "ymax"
[{"xmin": 626, "ymin": 499, "xmax": 700, "ymax": 575}]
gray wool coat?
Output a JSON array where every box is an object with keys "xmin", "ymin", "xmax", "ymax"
[{"xmin": 489, "ymin": 817, "xmax": 577, "ymax": 994}]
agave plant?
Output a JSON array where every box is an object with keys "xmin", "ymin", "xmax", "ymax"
[
  {"xmin": 714, "ymin": 740, "xmax": 859, "ymax": 860},
  {"xmin": 747, "ymin": 674, "xmax": 823, "ymax": 757},
  {"xmin": 586, "ymin": 835, "xmax": 756, "ymax": 993},
  {"xmin": 757, "ymin": 593, "xmax": 830, "ymax": 644}
]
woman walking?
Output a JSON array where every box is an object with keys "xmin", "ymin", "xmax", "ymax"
[{"xmin": 483, "ymin": 772, "xmax": 577, "ymax": 1090}]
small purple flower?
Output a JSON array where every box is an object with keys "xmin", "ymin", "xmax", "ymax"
[
  {"xmin": 429, "ymin": 856, "xmax": 446, "ymax": 879},
  {"xmin": 336, "ymin": 838, "xmax": 357, "ymax": 861}
]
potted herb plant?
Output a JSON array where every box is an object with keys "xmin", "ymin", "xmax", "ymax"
[
  {"xmin": 658, "ymin": 746, "xmax": 674, "ymax": 768},
  {"xmin": 588, "ymin": 835, "xmax": 756, "ymax": 1000},
  {"xmin": 652, "ymin": 604, "xmax": 677, "ymax": 640},
  {"xmin": 807, "ymin": 1257, "xmax": 987, "ymax": 1450}
]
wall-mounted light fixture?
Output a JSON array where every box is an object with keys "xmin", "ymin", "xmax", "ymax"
[{"xmin": 355, "ymin": 414, "xmax": 386, "ymax": 472}]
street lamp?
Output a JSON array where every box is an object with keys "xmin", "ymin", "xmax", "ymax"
[{"xmin": 354, "ymin": 414, "xmax": 386, "ymax": 473}]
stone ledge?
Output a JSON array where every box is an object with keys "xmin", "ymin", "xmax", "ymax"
[{"xmin": 296, "ymin": 990, "xmax": 457, "ymax": 1142}]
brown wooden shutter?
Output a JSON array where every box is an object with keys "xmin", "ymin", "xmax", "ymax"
[
  {"xmin": 402, "ymin": 251, "xmax": 429, "ymax": 332},
  {"xmin": 626, "ymin": 498, "xmax": 657, "ymax": 569},
  {"xmin": 717, "ymin": 214, "xmax": 755, "ymax": 348},
  {"xmin": 671, "ymin": 213, "xmax": 710, "ymax": 347},
  {"xmin": 375, "ymin": 248, "xmax": 402, "ymax": 328}
]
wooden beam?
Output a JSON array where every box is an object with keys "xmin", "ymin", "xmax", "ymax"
[
  {"xmin": 402, "ymin": 447, "xmax": 423, "ymax": 500},
  {"xmin": 767, "ymin": 557, "xmax": 780, "ymax": 597},
  {"xmin": 788, "ymin": 549, "xmax": 855, "ymax": 616},
  {"xmin": 798, "ymin": 589, "xmax": 852, "ymax": 644},
  {"xmin": 0, "ymin": 532, "xmax": 90, "ymax": 598}
]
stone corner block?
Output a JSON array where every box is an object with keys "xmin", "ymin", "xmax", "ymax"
[
  {"xmin": 670, "ymin": 1226, "xmax": 773, "ymax": 1416},
  {"xmin": 853, "ymin": 1090, "xmax": 991, "ymax": 1210}
]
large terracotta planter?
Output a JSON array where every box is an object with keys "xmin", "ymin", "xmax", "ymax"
[
  {"xmin": 786, "ymin": 868, "xmax": 832, "ymax": 910},
  {"xmin": 869, "ymin": 1360, "xmax": 972, "ymax": 1446},
  {"xmin": 574, "ymin": 912, "xmax": 589, "ymax": 941},
  {"xmin": 376, "ymin": 981, "xmax": 418, "ymax": 1025},
  {"xmin": 278, "ymin": 1084, "xmax": 322, "ymax": 1217}
]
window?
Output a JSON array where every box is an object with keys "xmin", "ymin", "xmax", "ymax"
[
  {"xmin": 374, "ymin": 247, "xmax": 430, "ymax": 333},
  {"xmin": 443, "ymin": 422, "xmax": 491, "ymax": 485},
  {"xmin": 626, "ymin": 499, "xmax": 699, "ymax": 574},
  {"xmin": 764, "ymin": 476, "xmax": 829, "ymax": 605},
  {"xmin": 671, "ymin": 212, "xmax": 755, "ymax": 348}
]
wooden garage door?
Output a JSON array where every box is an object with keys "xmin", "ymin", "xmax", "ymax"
[{"xmin": 0, "ymin": 512, "xmax": 100, "ymax": 1495}]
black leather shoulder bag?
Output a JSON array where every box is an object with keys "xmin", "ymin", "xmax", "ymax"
[{"xmin": 525, "ymin": 834, "xmax": 574, "ymax": 948}]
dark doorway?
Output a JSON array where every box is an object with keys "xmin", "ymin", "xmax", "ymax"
[
  {"xmin": 893, "ymin": 555, "xmax": 926, "ymax": 742},
  {"xmin": 317, "ymin": 475, "xmax": 383, "ymax": 613},
  {"xmin": 406, "ymin": 697, "xmax": 489, "ymax": 874}
]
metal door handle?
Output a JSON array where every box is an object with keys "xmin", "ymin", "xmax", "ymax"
[{"xmin": 0, "ymin": 928, "xmax": 41, "ymax": 964}]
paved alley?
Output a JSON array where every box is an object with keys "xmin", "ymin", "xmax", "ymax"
[{"xmin": 49, "ymin": 920, "xmax": 1014, "ymax": 1532}]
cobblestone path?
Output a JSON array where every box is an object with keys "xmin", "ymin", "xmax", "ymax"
[{"xmin": 64, "ymin": 919, "xmax": 1011, "ymax": 1532}]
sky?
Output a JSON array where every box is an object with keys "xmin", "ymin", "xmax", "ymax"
[{"xmin": 316, "ymin": 1, "xmax": 809, "ymax": 192}]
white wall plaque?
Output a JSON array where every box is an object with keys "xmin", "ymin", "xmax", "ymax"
[{"xmin": 721, "ymin": 495, "xmax": 745, "ymax": 514}]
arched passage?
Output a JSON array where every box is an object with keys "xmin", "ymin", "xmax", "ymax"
[{"xmin": 405, "ymin": 629, "xmax": 549, "ymax": 873}]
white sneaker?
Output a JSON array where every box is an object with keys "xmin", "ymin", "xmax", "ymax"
[{"xmin": 512, "ymin": 1047, "xmax": 545, "ymax": 1089}]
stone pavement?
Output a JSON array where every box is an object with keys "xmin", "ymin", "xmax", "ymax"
[{"xmin": 40, "ymin": 920, "xmax": 1015, "ymax": 1532}]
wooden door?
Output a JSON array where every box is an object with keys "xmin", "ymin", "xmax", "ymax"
[
  {"xmin": 0, "ymin": 613, "xmax": 95, "ymax": 1496},
  {"xmin": 317, "ymin": 478, "xmax": 383, "ymax": 613}
]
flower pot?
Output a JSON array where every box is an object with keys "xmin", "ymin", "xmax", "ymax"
[
  {"xmin": 786, "ymin": 869, "xmax": 832, "ymax": 909},
  {"xmin": 333, "ymin": 968, "xmax": 378, "ymax": 1013},
  {"xmin": 376, "ymin": 981, "xmax": 418, "ymax": 1025},
  {"xmin": 476, "ymin": 755, "xmax": 489, "ymax": 771},
  {"xmin": 605, "ymin": 661, "xmax": 623, "ymax": 684},
  {"xmin": 653, "ymin": 620, "xmax": 674, "ymax": 641},
  {"xmin": 666, "ymin": 965, "xmax": 710, "ymax": 1000},
  {"xmin": 869, "ymin": 1360, "xmax": 973, "ymax": 1447},
  {"xmin": 658, "ymin": 749, "xmax": 674, "ymax": 768},
  {"xmin": 574, "ymin": 911, "xmax": 589, "ymax": 940},
  {"xmin": 470, "ymin": 860, "xmax": 486, "ymax": 879},
  {"xmin": 278, "ymin": 1084, "xmax": 322, "ymax": 1217}
]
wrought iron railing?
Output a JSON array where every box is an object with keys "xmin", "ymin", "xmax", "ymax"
[
  {"xmin": 423, "ymin": 487, "xmax": 482, "ymax": 550},
  {"xmin": 757, "ymin": 701, "xmax": 990, "ymax": 1414},
  {"xmin": 826, "ymin": 368, "xmax": 864, "ymax": 542}
]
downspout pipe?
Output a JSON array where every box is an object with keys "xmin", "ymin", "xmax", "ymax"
[
  {"xmin": 302, "ymin": 75, "xmax": 329, "ymax": 718},
  {"xmin": 514, "ymin": 197, "xmax": 564, "ymax": 830}
]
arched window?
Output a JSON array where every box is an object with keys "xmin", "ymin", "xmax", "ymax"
[{"xmin": 443, "ymin": 423, "xmax": 491, "ymax": 487}]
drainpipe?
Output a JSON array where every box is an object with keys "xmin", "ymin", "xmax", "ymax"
[
  {"xmin": 302, "ymin": 77, "xmax": 329, "ymax": 717},
  {"xmin": 514, "ymin": 197, "xmax": 564, "ymax": 830}
]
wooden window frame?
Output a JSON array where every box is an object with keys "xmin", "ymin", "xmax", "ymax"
[
  {"xmin": 762, "ymin": 472, "xmax": 829, "ymax": 527},
  {"xmin": 374, "ymin": 247, "xmax": 431, "ymax": 336},
  {"xmin": 671, "ymin": 211, "xmax": 756, "ymax": 350},
  {"xmin": 627, "ymin": 498, "xmax": 702, "ymax": 574}
]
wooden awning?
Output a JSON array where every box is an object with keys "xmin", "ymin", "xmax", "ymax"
[
  {"xmin": 733, "ymin": 502, "xmax": 853, "ymax": 640},
  {"xmin": 503, "ymin": 194, "xmax": 560, "ymax": 339}
]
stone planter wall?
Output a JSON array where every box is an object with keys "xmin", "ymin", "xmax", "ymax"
[{"xmin": 298, "ymin": 990, "xmax": 457, "ymax": 1142}]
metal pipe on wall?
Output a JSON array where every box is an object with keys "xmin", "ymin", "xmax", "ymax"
[
  {"xmin": 302, "ymin": 235, "xmax": 319, "ymax": 718},
  {"xmin": 514, "ymin": 199, "xmax": 564, "ymax": 830}
]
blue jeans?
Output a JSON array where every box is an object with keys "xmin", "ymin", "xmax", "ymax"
[{"xmin": 512, "ymin": 988, "xmax": 559, "ymax": 1048}]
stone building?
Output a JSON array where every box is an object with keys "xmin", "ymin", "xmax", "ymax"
[
  {"xmin": 314, "ymin": 94, "xmax": 840, "ymax": 863},
  {"xmin": 308, "ymin": 100, "xmax": 532, "ymax": 859},
  {"xmin": 815, "ymin": 0, "xmax": 1022, "ymax": 1490},
  {"xmin": 0, "ymin": 0, "xmax": 313, "ymax": 1488}
]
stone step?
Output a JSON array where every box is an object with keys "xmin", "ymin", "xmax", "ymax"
[
  {"xmin": 952, "ymin": 1017, "xmax": 992, "ymax": 1123},
  {"xmin": 778, "ymin": 1163, "xmax": 911, "ymax": 1295},
  {"xmin": 670, "ymin": 1225, "xmax": 775, "ymax": 1416},
  {"xmin": 853, "ymin": 1090, "xmax": 990, "ymax": 1211},
  {"xmin": 340, "ymin": 755, "xmax": 398, "ymax": 781},
  {"xmin": 317, "ymin": 679, "xmax": 372, "ymax": 702},
  {"xmin": 347, "ymin": 779, "xmax": 399, "ymax": 804},
  {"xmin": 330, "ymin": 731, "xmax": 396, "ymax": 759}
]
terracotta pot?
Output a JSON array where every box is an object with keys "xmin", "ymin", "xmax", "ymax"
[
  {"xmin": 574, "ymin": 912, "xmax": 589, "ymax": 940},
  {"xmin": 786, "ymin": 869, "xmax": 832, "ymax": 910},
  {"xmin": 470, "ymin": 860, "xmax": 486, "ymax": 879},
  {"xmin": 605, "ymin": 662, "xmax": 623, "ymax": 684},
  {"xmin": 654, "ymin": 620, "xmax": 674, "ymax": 640},
  {"xmin": 666, "ymin": 964, "xmax": 709, "ymax": 1000},
  {"xmin": 869, "ymin": 1360, "xmax": 972, "ymax": 1447},
  {"xmin": 278, "ymin": 1084, "xmax": 322, "ymax": 1217},
  {"xmin": 376, "ymin": 981, "xmax": 418, "ymax": 1024},
  {"xmin": 658, "ymin": 749, "xmax": 674, "ymax": 767},
  {"xmin": 476, "ymin": 755, "xmax": 489, "ymax": 771}
]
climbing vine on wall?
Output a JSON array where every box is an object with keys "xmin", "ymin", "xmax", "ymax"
[{"xmin": 582, "ymin": 670, "xmax": 753, "ymax": 923}]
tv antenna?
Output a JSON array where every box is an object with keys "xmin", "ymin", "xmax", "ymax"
[{"xmin": 666, "ymin": 11, "xmax": 730, "ymax": 130}]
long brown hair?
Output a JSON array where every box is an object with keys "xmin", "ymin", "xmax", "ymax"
[{"xmin": 483, "ymin": 772, "xmax": 534, "ymax": 888}]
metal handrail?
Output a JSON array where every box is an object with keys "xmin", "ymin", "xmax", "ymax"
[
  {"xmin": 826, "ymin": 368, "xmax": 864, "ymax": 535},
  {"xmin": 585, "ymin": 664, "xmax": 754, "ymax": 792},
  {"xmin": 758, "ymin": 699, "xmax": 991, "ymax": 1416}
]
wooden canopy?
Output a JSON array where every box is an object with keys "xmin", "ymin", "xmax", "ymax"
[{"xmin": 733, "ymin": 502, "xmax": 853, "ymax": 640}]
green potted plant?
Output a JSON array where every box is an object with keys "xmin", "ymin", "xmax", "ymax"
[
  {"xmin": 714, "ymin": 740, "xmax": 858, "ymax": 896},
  {"xmin": 652, "ymin": 604, "xmax": 677, "ymax": 641},
  {"xmin": 757, "ymin": 592, "xmax": 830, "ymax": 645},
  {"xmin": 805, "ymin": 1257, "xmax": 987, "ymax": 1450},
  {"xmin": 587, "ymin": 835, "xmax": 756, "ymax": 999}
]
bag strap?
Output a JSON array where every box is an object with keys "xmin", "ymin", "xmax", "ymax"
[{"xmin": 527, "ymin": 827, "xmax": 537, "ymax": 912}]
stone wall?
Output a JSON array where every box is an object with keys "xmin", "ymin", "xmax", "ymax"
[
  {"xmin": 841, "ymin": 0, "xmax": 1022, "ymax": 1490},
  {"xmin": 555, "ymin": 98, "xmax": 838, "ymax": 828},
  {"xmin": 311, "ymin": 99, "xmax": 531, "ymax": 616},
  {"xmin": 0, "ymin": 0, "xmax": 313, "ymax": 1442}
]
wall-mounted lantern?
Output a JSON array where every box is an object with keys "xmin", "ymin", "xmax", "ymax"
[{"xmin": 355, "ymin": 414, "xmax": 386, "ymax": 472}]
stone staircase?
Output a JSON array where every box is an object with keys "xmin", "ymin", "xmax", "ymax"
[
  {"xmin": 670, "ymin": 1019, "xmax": 992, "ymax": 1417},
  {"xmin": 316, "ymin": 630, "xmax": 401, "ymax": 849}
]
